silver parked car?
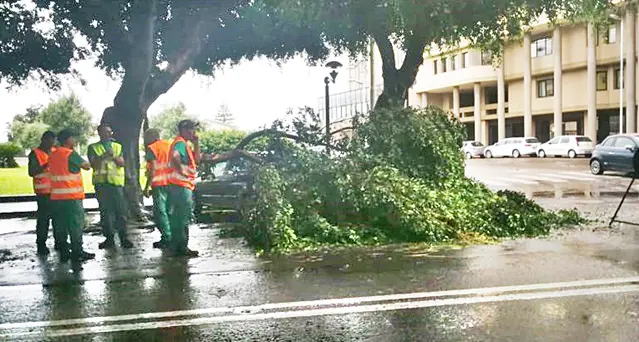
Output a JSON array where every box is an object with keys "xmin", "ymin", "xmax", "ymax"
[
  {"xmin": 536, "ymin": 135, "xmax": 594, "ymax": 158},
  {"xmin": 461, "ymin": 141, "xmax": 485, "ymax": 159}
]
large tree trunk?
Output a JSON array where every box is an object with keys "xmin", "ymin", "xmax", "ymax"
[
  {"xmin": 102, "ymin": 101, "xmax": 147, "ymax": 222},
  {"xmin": 373, "ymin": 34, "xmax": 427, "ymax": 110}
]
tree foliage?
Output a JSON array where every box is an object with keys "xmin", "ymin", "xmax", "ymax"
[
  {"xmin": 148, "ymin": 102, "xmax": 204, "ymax": 139},
  {"xmin": 0, "ymin": 2, "xmax": 75, "ymax": 87},
  {"xmin": 7, "ymin": 96, "xmax": 93, "ymax": 150},
  {"xmin": 226, "ymin": 105, "xmax": 585, "ymax": 254},
  {"xmin": 1, "ymin": 0, "xmax": 330, "ymax": 218},
  {"xmin": 0, "ymin": 143, "xmax": 21, "ymax": 168},
  {"xmin": 39, "ymin": 95, "xmax": 94, "ymax": 146},
  {"xmin": 271, "ymin": 0, "xmax": 617, "ymax": 107}
]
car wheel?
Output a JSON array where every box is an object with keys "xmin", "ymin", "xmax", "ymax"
[
  {"xmin": 485, "ymin": 150, "xmax": 493, "ymax": 158},
  {"xmin": 538, "ymin": 150, "xmax": 546, "ymax": 158},
  {"xmin": 568, "ymin": 149, "xmax": 577, "ymax": 159},
  {"xmin": 590, "ymin": 159, "xmax": 604, "ymax": 175},
  {"xmin": 512, "ymin": 149, "xmax": 521, "ymax": 158},
  {"xmin": 465, "ymin": 152, "xmax": 472, "ymax": 159}
]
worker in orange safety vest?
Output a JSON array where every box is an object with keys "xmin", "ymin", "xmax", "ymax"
[
  {"xmin": 49, "ymin": 129, "xmax": 95, "ymax": 262},
  {"xmin": 143, "ymin": 128, "xmax": 172, "ymax": 249},
  {"xmin": 28, "ymin": 131, "xmax": 63, "ymax": 255}
]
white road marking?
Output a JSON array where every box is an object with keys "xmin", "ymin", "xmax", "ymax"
[
  {"xmin": 561, "ymin": 171, "xmax": 604, "ymax": 180},
  {"xmin": 537, "ymin": 173, "xmax": 593, "ymax": 181},
  {"xmin": 515, "ymin": 174, "xmax": 568, "ymax": 183},
  {"xmin": 2, "ymin": 276, "xmax": 639, "ymax": 331},
  {"xmin": 495, "ymin": 178, "xmax": 539, "ymax": 185},
  {"xmin": 4, "ymin": 284, "xmax": 639, "ymax": 339},
  {"xmin": 479, "ymin": 180, "xmax": 510, "ymax": 187}
]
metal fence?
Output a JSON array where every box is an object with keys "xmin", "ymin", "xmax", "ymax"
[{"xmin": 317, "ymin": 85, "xmax": 384, "ymax": 123}]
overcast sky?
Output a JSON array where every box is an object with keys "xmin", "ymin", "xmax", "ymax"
[{"xmin": 0, "ymin": 53, "xmax": 356, "ymax": 142}]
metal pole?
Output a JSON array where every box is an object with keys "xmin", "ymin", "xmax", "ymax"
[
  {"xmin": 621, "ymin": 19, "xmax": 625, "ymax": 134},
  {"xmin": 369, "ymin": 39, "xmax": 375, "ymax": 110},
  {"xmin": 324, "ymin": 77, "xmax": 331, "ymax": 152}
]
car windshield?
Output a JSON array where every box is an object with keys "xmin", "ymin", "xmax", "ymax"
[
  {"xmin": 470, "ymin": 142, "xmax": 483, "ymax": 147},
  {"xmin": 525, "ymin": 138, "xmax": 540, "ymax": 143},
  {"xmin": 576, "ymin": 137, "xmax": 592, "ymax": 142}
]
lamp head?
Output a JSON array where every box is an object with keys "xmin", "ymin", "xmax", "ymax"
[{"xmin": 325, "ymin": 60, "xmax": 343, "ymax": 83}]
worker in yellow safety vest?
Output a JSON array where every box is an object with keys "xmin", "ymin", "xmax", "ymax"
[{"xmin": 87, "ymin": 124, "xmax": 133, "ymax": 250}]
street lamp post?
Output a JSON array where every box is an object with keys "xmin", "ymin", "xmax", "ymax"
[
  {"xmin": 324, "ymin": 61, "xmax": 342, "ymax": 152},
  {"xmin": 611, "ymin": 14, "xmax": 624, "ymax": 133}
]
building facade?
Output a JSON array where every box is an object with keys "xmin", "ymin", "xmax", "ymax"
[{"xmin": 414, "ymin": 10, "xmax": 639, "ymax": 145}]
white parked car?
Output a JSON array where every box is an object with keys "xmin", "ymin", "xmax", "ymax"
[
  {"xmin": 483, "ymin": 137, "xmax": 541, "ymax": 158},
  {"xmin": 461, "ymin": 141, "xmax": 485, "ymax": 159},
  {"xmin": 536, "ymin": 135, "xmax": 594, "ymax": 158}
]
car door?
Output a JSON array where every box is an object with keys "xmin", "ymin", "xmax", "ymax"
[
  {"xmin": 544, "ymin": 137, "xmax": 561, "ymax": 156},
  {"xmin": 498, "ymin": 139, "xmax": 511, "ymax": 157},
  {"xmin": 558, "ymin": 136, "xmax": 571, "ymax": 156},
  {"xmin": 489, "ymin": 140, "xmax": 503, "ymax": 157},
  {"xmin": 610, "ymin": 136, "xmax": 637, "ymax": 172},
  {"xmin": 596, "ymin": 137, "xmax": 616, "ymax": 170}
]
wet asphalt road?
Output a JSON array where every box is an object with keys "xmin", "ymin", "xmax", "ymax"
[{"xmin": 3, "ymin": 158, "xmax": 639, "ymax": 341}]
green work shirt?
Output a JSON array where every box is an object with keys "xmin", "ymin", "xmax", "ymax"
[
  {"xmin": 172, "ymin": 141, "xmax": 191, "ymax": 165},
  {"xmin": 145, "ymin": 146, "xmax": 155, "ymax": 162},
  {"xmin": 68, "ymin": 151, "xmax": 86, "ymax": 174}
]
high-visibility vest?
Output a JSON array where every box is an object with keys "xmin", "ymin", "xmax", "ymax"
[
  {"xmin": 31, "ymin": 147, "xmax": 55, "ymax": 195},
  {"xmin": 88, "ymin": 141, "xmax": 125, "ymax": 186},
  {"xmin": 168, "ymin": 136, "xmax": 197, "ymax": 191},
  {"xmin": 50, "ymin": 147, "xmax": 85, "ymax": 200},
  {"xmin": 147, "ymin": 139, "xmax": 171, "ymax": 187}
]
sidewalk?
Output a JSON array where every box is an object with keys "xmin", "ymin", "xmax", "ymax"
[{"xmin": 0, "ymin": 198, "xmax": 154, "ymax": 218}]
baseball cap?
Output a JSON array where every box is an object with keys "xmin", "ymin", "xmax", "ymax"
[
  {"xmin": 177, "ymin": 119, "xmax": 199, "ymax": 130},
  {"xmin": 57, "ymin": 129, "xmax": 77, "ymax": 144}
]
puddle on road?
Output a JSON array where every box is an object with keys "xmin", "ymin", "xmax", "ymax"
[
  {"xmin": 512, "ymin": 183, "xmax": 639, "ymax": 200},
  {"xmin": 525, "ymin": 189, "xmax": 639, "ymax": 199}
]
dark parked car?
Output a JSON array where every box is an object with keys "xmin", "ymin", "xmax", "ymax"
[
  {"xmin": 193, "ymin": 156, "xmax": 256, "ymax": 222},
  {"xmin": 589, "ymin": 134, "xmax": 639, "ymax": 175}
]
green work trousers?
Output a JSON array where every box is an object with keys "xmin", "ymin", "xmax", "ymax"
[
  {"xmin": 36, "ymin": 194, "xmax": 64, "ymax": 248},
  {"xmin": 52, "ymin": 199, "xmax": 85, "ymax": 255},
  {"xmin": 152, "ymin": 186, "xmax": 171, "ymax": 242},
  {"xmin": 95, "ymin": 184, "xmax": 128, "ymax": 242},
  {"xmin": 168, "ymin": 184, "xmax": 193, "ymax": 253}
]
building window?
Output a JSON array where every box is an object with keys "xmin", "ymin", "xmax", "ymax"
[
  {"xmin": 531, "ymin": 37, "xmax": 553, "ymax": 58},
  {"xmin": 596, "ymin": 25, "xmax": 617, "ymax": 45},
  {"xmin": 433, "ymin": 60, "xmax": 438, "ymax": 74},
  {"xmin": 614, "ymin": 68, "xmax": 625, "ymax": 89},
  {"xmin": 441, "ymin": 58, "xmax": 447, "ymax": 72},
  {"xmin": 537, "ymin": 79, "xmax": 554, "ymax": 98},
  {"xmin": 481, "ymin": 51, "xmax": 492, "ymax": 65},
  {"xmin": 451, "ymin": 55, "xmax": 457, "ymax": 71},
  {"xmin": 596, "ymin": 70, "xmax": 608, "ymax": 91},
  {"xmin": 462, "ymin": 52, "xmax": 469, "ymax": 68}
]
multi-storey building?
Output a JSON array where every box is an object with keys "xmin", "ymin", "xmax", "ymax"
[
  {"xmin": 414, "ymin": 11, "xmax": 638, "ymax": 145},
  {"xmin": 332, "ymin": 9, "xmax": 639, "ymax": 145}
]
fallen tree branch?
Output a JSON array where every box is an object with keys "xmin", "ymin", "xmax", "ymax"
[{"xmin": 235, "ymin": 128, "xmax": 347, "ymax": 152}]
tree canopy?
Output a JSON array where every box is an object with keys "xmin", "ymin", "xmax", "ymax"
[
  {"xmin": 271, "ymin": 0, "xmax": 618, "ymax": 107},
  {"xmin": 149, "ymin": 102, "xmax": 205, "ymax": 139},
  {"xmin": 1, "ymin": 0, "xmax": 330, "ymax": 217},
  {"xmin": 7, "ymin": 95, "xmax": 94, "ymax": 150}
]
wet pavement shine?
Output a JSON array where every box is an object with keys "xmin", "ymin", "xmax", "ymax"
[{"xmin": 2, "ymin": 158, "xmax": 639, "ymax": 340}]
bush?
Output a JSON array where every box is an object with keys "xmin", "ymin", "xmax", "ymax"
[
  {"xmin": 0, "ymin": 143, "xmax": 21, "ymax": 168},
  {"xmin": 239, "ymin": 105, "xmax": 585, "ymax": 254}
]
